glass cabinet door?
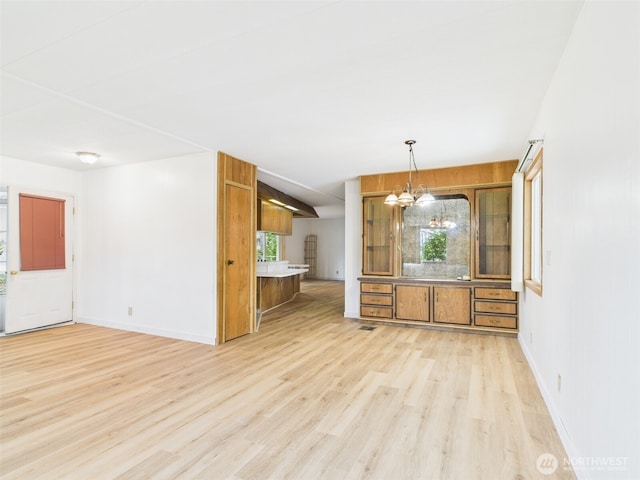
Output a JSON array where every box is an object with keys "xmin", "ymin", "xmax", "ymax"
[
  {"xmin": 475, "ymin": 187, "xmax": 511, "ymax": 279},
  {"xmin": 362, "ymin": 196, "xmax": 394, "ymax": 275}
]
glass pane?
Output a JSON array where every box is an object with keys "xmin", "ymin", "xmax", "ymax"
[
  {"xmin": 477, "ymin": 188, "xmax": 511, "ymax": 277},
  {"xmin": 531, "ymin": 175, "xmax": 541, "ymax": 282},
  {"xmin": 363, "ymin": 197, "xmax": 393, "ymax": 275}
]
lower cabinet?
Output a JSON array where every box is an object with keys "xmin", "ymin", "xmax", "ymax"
[
  {"xmin": 396, "ymin": 285, "xmax": 429, "ymax": 321},
  {"xmin": 360, "ymin": 282, "xmax": 393, "ymax": 318},
  {"xmin": 358, "ymin": 278, "xmax": 518, "ymax": 334},
  {"xmin": 259, "ymin": 276, "xmax": 295, "ymax": 312},
  {"xmin": 473, "ymin": 286, "xmax": 518, "ymax": 330},
  {"xmin": 433, "ymin": 286, "xmax": 472, "ymax": 325}
]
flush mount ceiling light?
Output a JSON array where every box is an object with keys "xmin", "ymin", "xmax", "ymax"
[
  {"xmin": 384, "ymin": 140, "xmax": 434, "ymax": 207},
  {"xmin": 76, "ymin": 151, "xmax": 100, "ymax": 165}
]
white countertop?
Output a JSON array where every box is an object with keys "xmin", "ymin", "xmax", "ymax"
[{"xmin": 257, "ymin": 268, "xmax": 309, "ymax": 278}]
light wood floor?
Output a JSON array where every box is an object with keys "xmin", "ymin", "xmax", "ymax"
[{"xmin": 1, "ymin": 280, "xmax": 573, "ymax": 479}]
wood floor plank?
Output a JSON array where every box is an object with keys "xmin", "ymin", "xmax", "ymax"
[{"xmin": 0, "ymin": 280, "xmax": 574, "ymax": 479}]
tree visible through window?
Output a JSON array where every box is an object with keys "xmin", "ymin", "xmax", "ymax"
[
  {"xmin": 421, "ymin": 228, "xmax": 447, "ymax": 262},
  {"xmin": 257, "ymin": 231, "xmax": 280, "ymax": 261}
]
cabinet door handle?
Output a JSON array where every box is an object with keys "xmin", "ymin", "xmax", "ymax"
[{"xmin": 227, "ymin": 259, "xmax": 234, "ymax": 265}]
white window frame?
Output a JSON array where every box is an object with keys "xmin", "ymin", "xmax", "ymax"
[{"xmin": 256, "ymin": 231, "xmax": 280, "ymax": 262}]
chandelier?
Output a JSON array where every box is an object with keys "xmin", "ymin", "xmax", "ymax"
[
  {"xmin": 384, "ymin": 140, "xmax": 434, "ymax": 207},
  {"xmin": 429, "ymin": 201, "xmax": 457, "ymax": 229}
]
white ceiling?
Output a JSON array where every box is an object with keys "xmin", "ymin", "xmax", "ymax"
[{"xmin": 0, "ymin": 1, "xmax": 583, "ymax": 217}]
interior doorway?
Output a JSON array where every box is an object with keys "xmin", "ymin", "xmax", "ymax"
[{"xmin": 217, "ymin": 152, "xmax": 256, "ymax": 343}]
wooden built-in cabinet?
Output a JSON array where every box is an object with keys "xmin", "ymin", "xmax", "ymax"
[
  {"xmin": 476, "ymin": 187, "xmax": 511, "ymax": 278},
  {"xmin": 359, "ymin": 278, "xmax": 518, "ymax": 335},
  {"xmin": 257, "ymin": 199, "xmax": 292, "ymax": 235},
  {"xmin": 395, "ymin": 285, "xmax": 429, "ymax": 321},
  {"xmin": 473, "ymin": 286, "xmax": 518, "ymax": 329},
  {"xmin": 433, "ymin": 286, "xmax": 471, "ymax": 325},
  {"xmin": 362, "ymin": 196, "xmax": 394, "ymax": 276},
  {"xmin": 359, "ymin": 159, "xmax": 519, "ymax": 335},
  {"xmin": 360, "ymin": 282, "xmax": 394, "ymax": 318}
]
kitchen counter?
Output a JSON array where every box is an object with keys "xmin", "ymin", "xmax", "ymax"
[
  {"xmin": 255, "ymin": 261, "xmax": 308, "ymax": 329},
  {"xmin": 256, "ymin": 268, "xmax": 309, "ymax": 278}
]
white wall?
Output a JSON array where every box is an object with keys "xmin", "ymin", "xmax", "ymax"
[
  {"xmin": 1, "ymin": 155, "xmax": 83, "ymax": 194},
  {"xmin": 287, "ymin": 216, "xmax": 345, "ymax": 280},
  {"xmin": 78, "ymin": 152, "xmax": 217, "ymax": 344},
  {"xmin": 520, "ymin": 2, "xmax": 640, "ymax": 479}
]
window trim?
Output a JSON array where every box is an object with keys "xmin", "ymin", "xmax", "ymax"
[
  {"xmin": 256, "ymin": 231, "xmax": 281, "ymax": 262},
  {"xmin": 523, "ymin": 149, "xmax": 543, "ymax": 296}
]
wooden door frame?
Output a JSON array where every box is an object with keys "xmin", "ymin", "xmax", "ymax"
[{"xmin": 216, "ymin": 152, "xmax": 257, "ymax": 344}]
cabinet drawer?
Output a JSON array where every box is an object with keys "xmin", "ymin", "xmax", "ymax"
[
  {"xmin": 361, "ymin": 306, "xmax": 393, "ymax": 318},
  {"xmin": 361, "ymin": 283, "xmax": 393, "ymax": 294},
  {"xmin": 361, "ymin": 294, "xmax": 393, "ymax": 306},
  {"xmin": 475, "ymin": 314, "xmax": 517, "ymax": 329},
  {"xmin": 475, "ymin": 287, "xmax": 516, "ymax": 301},
  {"xmin": 474, "ymin": 301, "xmax": 517, "ymax": 315}
]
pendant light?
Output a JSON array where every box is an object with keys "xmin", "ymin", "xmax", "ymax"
[{"xmin": 384, "ymin": 140, "xmax": 434, "ymax": 207}]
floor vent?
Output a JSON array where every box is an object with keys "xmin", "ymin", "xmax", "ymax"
[{"xmin": 359, "ymin": 325, "xmax": 376, "ymax": 331}]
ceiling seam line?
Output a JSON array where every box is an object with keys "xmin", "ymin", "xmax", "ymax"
[{"xmin": 1, "ymin": 72, "xmax": 215, "ymax": 153}]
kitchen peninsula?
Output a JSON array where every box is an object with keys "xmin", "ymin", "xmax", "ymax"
[{"xmin": 256, "ymin": 261, "xmax": 309, "ymax": 327}]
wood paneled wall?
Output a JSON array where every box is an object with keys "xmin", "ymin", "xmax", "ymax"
[{"xmin": 360, "ymin": 160, "xmax": 518, "ymax": 195}]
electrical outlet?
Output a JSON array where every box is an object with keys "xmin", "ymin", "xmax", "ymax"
[
  {"xmin": 128, "ymin": 306, "xmax": 133, "ymax": 316},
  {"xmin": 557, "ymin": 374, "xmax": 562, "ymax": 392}
]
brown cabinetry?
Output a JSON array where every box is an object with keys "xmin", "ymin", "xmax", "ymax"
[
  {"xmin": 473, "ymin": 286, "xmax": 518, "ymax": 330},
  {"xmin": 475, "ymin": 187, "xmax": 511, "ymax": 279},
  {"xmin": 360, "ymin": 282, "xmax": 393, "ymax": 318},
  {"xmin": 395, "ymin": 285, "xmax": 429, "ymax": 321},
  {"xmin": 358, "ymin": 278, "xmax": 517, "ymax": 334},
  {"xmin": 259, "ymin": 276, "xmax": 295, "ymax": 311},
  {"xmin": 362, "ymin": 196, "xmax": 394, "ymax": 276},
  {"xmin": 257, "ymin": 200, "xmax": 292, "ymax": 235},
  {"xmin": 433, "ymin": 286, "xmax": 471, "ymax": 325}
]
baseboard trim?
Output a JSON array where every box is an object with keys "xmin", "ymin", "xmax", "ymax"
[
  {"xmin": 518, "ymin": 335, "xmax": 588, "ymax": 480},
  {"xmin": 77, "ymin": 317, "xmax": 216, "ymax": 345}
]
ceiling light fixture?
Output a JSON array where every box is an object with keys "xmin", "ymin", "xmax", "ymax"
[
  {"xmin": 76, "ymin": 151, "xmax": 100, "ymax": 165},
  {"xmin": 428, "ymin": 201, "xmax": 457, "ymax": 229},
  {"xmin": 384, "ymin": 140, "xmax": 434, "ymax": 207}
]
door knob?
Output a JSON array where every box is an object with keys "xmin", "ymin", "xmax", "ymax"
[
  {"xmin": 10, "ymin": 270, "xmax": 19, "ymax": 275},
  {"xmin": 227, "ymin": 260, "xmax": 234, "ymax": 265}
]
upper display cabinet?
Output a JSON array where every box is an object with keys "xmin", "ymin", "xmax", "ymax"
[
  {"xmin": 475, "ymin": 187, "xmax": 511, "ymax": 279},
  {"xmin": 362, "ymin": 196, "xmax": 394, "ymax": 276},
  {"xmin": 360, "ymin": 159, "xmax": 518, "ymax": 281}
]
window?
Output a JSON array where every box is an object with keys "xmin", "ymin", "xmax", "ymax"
[
  {"xmin": 524, "ymin": 149, "xmax": 543, "ymax": 295},
  {"xmin": 19, "ymin": 194, "xmax": 66, "ymax": 271},
  {"xmin": 256, "ymin": 231, "xmax": 280, "ymax": 261},
  {"xmin": 420, "ymin": 228, "xmax": 447, "ymax": 262}
]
